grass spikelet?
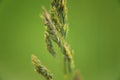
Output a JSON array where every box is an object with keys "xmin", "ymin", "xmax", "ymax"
[
  {"xmin": 42, "ymin": 0, "xmax": 75, "ymax": 73},
  {"xmin": 50, "ymin": 0, "xmax": 68, "ymax": 38},
  {"xmin": 45, "ymin": 32, "xmax": 56, "ymax": 57},
  {"xmin": 31, "ymin": 55, "xmax": 53, "ymax": 80}
]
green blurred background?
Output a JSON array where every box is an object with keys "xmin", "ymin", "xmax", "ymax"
[{"xmin": 0, "ymin": 0, "xmax": 120, "ymax": 80}]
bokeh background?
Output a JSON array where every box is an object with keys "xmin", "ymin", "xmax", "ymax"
[{"xmin": 0, "ymin": 0, "xmax": 120, "ymax": 80}]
